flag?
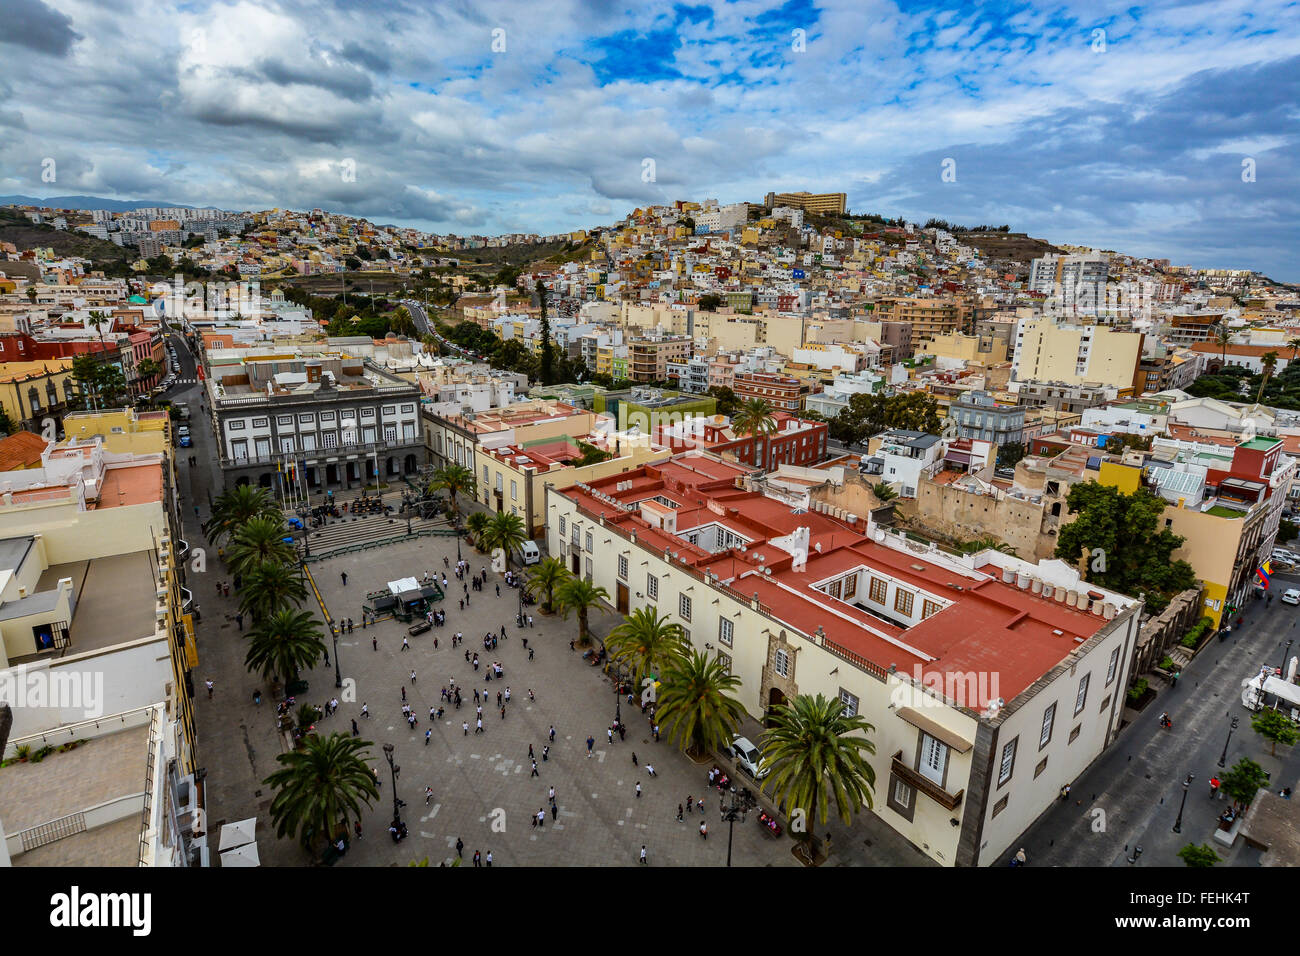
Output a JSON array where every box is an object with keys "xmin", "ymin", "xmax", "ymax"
[{"xmin": 1257, "ymin": 560, "xmax": 1273, "ymax": 588}]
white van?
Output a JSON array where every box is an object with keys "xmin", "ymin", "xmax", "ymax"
[{"xmin": 520, "ymin": 540, "xmax": 541, "ymax": 565}]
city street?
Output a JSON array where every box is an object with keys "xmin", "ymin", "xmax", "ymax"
[{"xmin": 1006, "ymin": 581, "xmax": 1300, "ymax": 867}]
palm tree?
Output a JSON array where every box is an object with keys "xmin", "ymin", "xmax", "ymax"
[
  {"xmin": 244, "ymin": 608, "xmax": 326, "ymax": 684},
  {"xmin": 873, "ymin": 481, "xmax": 898, "ymax": 501},
  {"xmin": 209, "ymin": 485, "xmax": 280, "ymax": 545},
  {"xmin": 428, "ymin": 464, "xmax": 476, "ymax": 519},
  {"xmin": 605, "ymin": 606, "xmax": 689, "ymax": 689},
  {"xmin": 732, "ymin": 398, "xmax": 777, "ymax": 464},
  {"xmin": 228, "ymin": 515, "xmax": 297, "ymax": 580},
  {"xmin": 87, "ymin": 310, "xmax": 109, "ymax": 351},
  {"xmin": 760, "ymin": 693, "xmax": 877, "ymax": 861},
  {"xmin": 653, "ymin": 649, "xmax": 746, "ymax": 757},
  {"xmin": 264, "ymin": 732, "xmax": 379, "ymax": 852},
  {"xmin": 1213, "ymin": 325, "xmax": 1233, "ymax": 371},
  {"xmin": 239, "ymin": 560, "xmax": 308, "ymax": 622},
  {"xmin": 465, "ymin": 510, "xmax": 491, "ymax": 552},
  {"xmin": 1288, "ymin": 338, "xmax": 1300, "ymax": 364},
  {"xmin": 553, "ymin": 577, "xmax": 609, "ymax": 646},
  {"xmin": 525, "ymin": 556, "xmax": 571, "ymax": 613},
  {"xmin": 482, "ymin": 510, "xmax": 527, "ymax": 568},
  {"xmin": 1257, "ymin": 351, "xmax": 1279, "ymax": 403}
]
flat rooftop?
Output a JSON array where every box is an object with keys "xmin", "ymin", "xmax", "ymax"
[{"xmin": 0, "ymin": 723, "xmax": 149, "ymax": 867}]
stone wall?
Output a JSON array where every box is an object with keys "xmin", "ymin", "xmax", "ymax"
[
  {"xmin": 1133, "ymin": 586, "xmax": 1205, "ymax": 675},
  {"xmin": 896, "ymin": 478, "xmax": 1065, "ymax": 561}
]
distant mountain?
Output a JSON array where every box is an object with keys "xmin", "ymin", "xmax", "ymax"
[{"xmin": 0, "ymin": 195, "xmax": 226, "ymax": 213}]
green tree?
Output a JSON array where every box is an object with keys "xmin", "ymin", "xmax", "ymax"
[
  {"xmin": 1053, "ymin": 482, "xmax": 1197, "ymax": 613},
  {"xmin": 264, "ymin": 733, "xmax": 379, "ymax": 852},
  {"xmin": 427, "ymin": 464, "xmax": 476, "ymax": 520},
  {"xmin": 1177, "ymin": 843, "xmax": 1221, "ymax": 867},
  {"xmin": 885, "ymin": 391, "xmax": 943, "ymax": 434},
  {"xmin": 997, "ymin": 441, "xmax": 1026, "ymax": 468},
  {"xmin": 553, "ymin": 577, "xmax": 609, "ymax": 646},
  {"xmin": 0, "ymin": 408, "xmax": 15, "ymax": 435},
  {"xmin": 538, "ymin": 282, "xmax": 554, "ymax": 386},
  {"xmin": 135, "ymin": 357, "xmax": 163, "ymax": 389},
  {"xmin": 732, "ymin": 398, "xmax": 778, "ymax": 448},
  {"xmin": 696, "ymin": 294, "xmax": 723, "ymax": 311},
  {"xmin": 87, "ymin": 310, "xmax": 110, "ymax": 350},
  {"xmin": 525, "ymin": 556, "xmax": 571, "ymax": 613},
  {"xmin": 482, "ymin": 510, "xmax": 528, "ymax": 567},
  {"xmin": 463, "ymin": 510, "xmax": 490, "ymax": 550},
  {"xmin": 71, "ymin": 354, "xmax": 102, "ymax": 410},
  {"xmin": 760, "ymin": 693, "xmax": 877, "ymax": 859},
  {"xmin": 873, "ymin": 481, "xmax": 898, "ymax": 501},
  {"xmin": 707, "ymin": 385, "xmax": 740, "ymax": 417},
  {"xmin": 209, "ymin": 485, "xmax": 280, "ymax": 545},
  {"xmin": 1251, "ymin": 708, "xmax": 1299, "ymax": 757},
  {"xmin": 1214, "ymin": 324, "xmax": 1232, "ymax": 369},
  {"xmin": 244, "ymin": 608, "xmax": 326, "ymax": 683},
  {"xmin": 228, "ymin": 516, "xmax": 297, "ymax": 580},
  {"xmin": 1220, "ymin": 757, "xmax": 1270, "ymax": 807},
  {"xmin": 655, "ymin": 649, "xmax": 746, "ymax": 756},
  {"xmin": 239, "ymin": 560, "xmax": 308, "ymax": 623},
  {"xmin": 1257, "ymin": 351, "xmax": 1280, "ymax": 403},
  {"xmin": 605, "ymin": 606, "xmax": 688, "ymax": 690}
]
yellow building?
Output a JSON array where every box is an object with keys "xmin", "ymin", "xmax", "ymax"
[
  {"xmin": 61, "ymin": 407, "xmax": 172, "ymax": 455},
  {"xmin": 920, "ymin": 331, "xmax": 1008, "ymax": 365},
  {"xmin": 1013, "ymin": 317, "xmax": 1142, "ymax": 390},
  {"xmin": 0, "ymin": 359, "xmax": 76, "ymax": 430}
]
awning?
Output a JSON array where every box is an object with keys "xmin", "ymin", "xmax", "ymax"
[
  {"xmin": 896, "ymin": 707, "xmax": 973, "ymax": 753},
  {"xmin": 388, "ymin": 576, "xmax": 420, "ymax": 595},
  {"xmin": 219, "ymin": 842, "xmax": 260, "ymax": 867},
  {"xmin": 218, "ymin": 817, "xmax": 257, "ymax": 851}
]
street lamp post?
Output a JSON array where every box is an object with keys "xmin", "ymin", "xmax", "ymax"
[
  {"xmin": 719, "ymin": 786, "xmax": 757, "ymax": 867},
  {"xmin": 454, "ymin": 508, "xmax": 463, "ymax": 564},
  {"xmin": 383, "ymin": 743, "xmax": 402, "ymax": 830},
  {"xmin": 614, "ymin": 664, "xmax": 623, "ymax": 727},
  {"xmin": 331, "ymin": 619, "xmax": 342, "ymax": 689},
  {"xmin": 1172, "ymin": 773, "xmax": 1194, "ymax": 833},
  {"xmin": 1281, "ymin": 638, "xmax": 1294, "ymax": 675},
  {"xmin": 1218, "ymin": 715, "xmax": 1240, "ymax": 768}
]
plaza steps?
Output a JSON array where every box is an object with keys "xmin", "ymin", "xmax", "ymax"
[{"xmin": 304, "ymin": 512, "xmax": 456, "ymax": 559}]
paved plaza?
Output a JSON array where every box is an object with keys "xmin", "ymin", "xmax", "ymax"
[{"xmin": 190, "ymin": 507, "xmax": 929, "ymax": 867}]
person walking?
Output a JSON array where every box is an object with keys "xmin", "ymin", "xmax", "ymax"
[
  {"xmin": 205, "ymin": 679, "xmax": 214, "ymax": 699},
  {"xmin": 549, "ymin": 726, "xmax": 556, "ymax": 743},
  {"xmin": 463, "ymin": 720, "xmax": 469, "ymax": 736},
  {"xmin": 341, "ymin": 572, "xmax": 348, "ymax": 586},
  {"xmin": 696, "ymin": 798, "xmax": 704, "ymax": 815},
  {"xmin": 475, "ymin": 717, "xmax": 483, "ymax": 734},
  {"xmin": 425, "ymin": 729, "xmax": 432, "ymax": 746},
  {"xmin": 536, "ymin": 808, "xmax": 545, "ymax": 829},
  {"xmin": 410, "ymin": 669, "xmax": 417, "ymax": 684},
  {"xmin": 425, "ymin": 786, "xmax": 434, "ymax": 805},
  {"xmin": 372, "ymin": 635, "xmax": 379, "ymax": 652},
  {"xmin": 676, "ymin": 804, "xmax": 684, "ymax": 822},
  {"xmin": 473, "ymin": 850, "xmax": 481, "ymax": 867},
  {"xmin": 531, "ymin": 760, "xmax": 539, "ymax": 778},
  {"xmin": 586, "ymin": 735, "xmax": 594, "ymax": 757},
  {"xmin": 635, "ymin": 781, "xmax": 642, "ymax": 799},
  {"xmin": 639, "ymin": 845, "xmax": 647, "ymax": 865},
  {"xmin": 235, "ymin": 612, "xmax": 243, "ymax": 631},
  {"xmin": 485, "ymin": 850, "xmax": 493, "ymax": 867},
  {"xmin": 456, "ymin": 837, "xmax": 464, "ymax": 859},
  {"xmin": 351, "ymin": 718, "xmax": 359, "ymax": 736},
  {"xmin": 632, "ymin": 752, "xmax": 638, "ymax": 767},
  {"xmin": 607, "ymin": 727, "xmax": 613, "ymax": 746},
  {"xmin": 401, "ymin": 686, "xmax": 406, "ymax": 702},
  {"xmin": 548, "ymin": 786, "xmax": 556, "ymax": 805},
  {"xmin": 401, "ymin": 636, "xmax": 410, "ymax": 651},
  {"xmin": 528, "ymin": 646, "xmax": 534, "ymax": 661},
  {"xmin": 699, "ymin": 821, "xmax": 708, "ymax": 840}
]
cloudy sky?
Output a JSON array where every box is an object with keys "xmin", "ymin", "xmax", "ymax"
[{"xmin": 1, "ymin": 0, "xmax": 1297, "ymax": 279}]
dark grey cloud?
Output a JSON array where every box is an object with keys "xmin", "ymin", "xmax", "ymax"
[{"xmin": 0, "ymin": 0, "xmax": 81, "ymax": 55}]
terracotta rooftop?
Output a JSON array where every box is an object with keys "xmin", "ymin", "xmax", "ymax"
[
  {"xmin": 93, "ymin": 463, "xmax": 163, "ymax": 508},
  {"xmin": 0, "ymin": 431, "xmax": 49, "ymax": 471}
]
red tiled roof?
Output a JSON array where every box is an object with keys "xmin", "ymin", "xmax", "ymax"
[{"xmin": 0, "ymin": 430, "xmax": 49, "ymax": 471}]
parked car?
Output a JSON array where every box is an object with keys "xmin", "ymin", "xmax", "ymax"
[
  {"xmin": 727, "ymin": 735, "xmax": 770, "ymax": 780},
  {"xmin": 1282, "ymin": 589, "xmax": 1300, "ymax": 606},
  {"xmin": 1273, "ymin": 549, "xmax": 1300, "ymax": 566},
  {"xmin": 179, "ymin": 435, "xmax": 192, "ymax": 447}
]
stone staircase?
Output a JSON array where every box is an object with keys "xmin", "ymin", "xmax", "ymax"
[{"xmin": 304, "ymin": 512, "xmax": 454, "ymax": 558}]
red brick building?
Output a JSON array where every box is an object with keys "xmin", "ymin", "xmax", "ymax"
[{"xmin": 655, "ymin": 411, "xmax": 828, "ymax": 469}]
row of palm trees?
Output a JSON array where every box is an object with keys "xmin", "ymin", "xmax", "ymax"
[
  {"xmin": 207, "ymin": 484, "xmax": 379, "ymax": 853},
  {"xmin": 521, "ymin": 563, "xmax": 877, "ymax": 856}
]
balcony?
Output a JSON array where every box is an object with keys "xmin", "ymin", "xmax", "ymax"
[{"xmin": 891, "ymin": 750, "xmax": 964, "ymax": 811}]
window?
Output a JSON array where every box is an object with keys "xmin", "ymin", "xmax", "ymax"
[
  {"xmin": 1034, "ymin": 757, "xmax": 1048, "ymax": 779},
  {"xmin": 321, "ymin": 432, "xmax": 338, "ymax": 448},
  {"xmin": 679, "ymin": 594, "xmax": 691, "ymax": 621},
  {"xmin": 716, "ymin": 651, "xmax": 731, "ymax": 674},
  {"xmin": 1040, "ymin": 703, "xmax": 1056, "ymax": 749},
  {"xmin": 1068, "ymin": 725, "xmax": 1081, "ymax": 745},
  {"xmin": 840, "ymin": 575, "xmax": 858, "ymax": 599},
  {"xmin": 919, "ymin": 733, "xmax": 948, "ymax": 785},
  {"xmin": 280, "ymin": 437, "xmax": 295, "ymax": 453},
  {"xmin": 894, "ymin": 589, "xmax": 914, "ymax": 617},
  {"xmin": 617, "ymin": 554, "xmax": 628, "ymax": 580},
  {"xmin": 278, "ymin": 415, "xmax": 293, "ymax": 426},
  {"xmin": 252, "ymin": 417, "xmax": 268, "ymax": 428},
  {"xmin": 647, "ymin": 574, "xmax": 658, "ymax": 601},
  {"xmin": 892, "ymin": 778, "xmax": 913, "ymax": 810},
  {"xmin": 584, "ymin": 558, "xmax": 592, "ymax": 581},
  {"xmin": 869, "ymin": 577, "xmax": 887, "ymax": 604},
  {"xmin": 403, "ymin": 423, "xmax": 416, "ymax": 440},
  {"xmin": 559, "ymin": 516, "xmax": 566, "ymax": 537},
  {"xmin": 774, "ymin": 648, "xmax": 790, "ymax": 678},
  {"xmin": 299, "ymin": 413, "xmax": 315, "ymax": 424},
  {"xmin": 383, "ymin": 405, "xmax": 396, "ymax": 416},
  {"xmin": 922, "ymin": 599, "xmax": 942, "ymax": 619},
  {"xmin": 827, "ymin": 579, "xmax": 842, "ymax": 599},
  {"xmin": 1074, "ymin": 673, "xmax": 1090, "ymax": 716},
  {"xmin": 320, "ymin": 411, "xmax": 335, "ymax": 422},
  {"xmin": 719, "ymin": 618, "xmax": 733, "ymax": 647},
  {"xmin": 511, "ymin": 480, "xmax": 518, "ymax": 501},
  {"xmin": 998, "ymin": 738, "xmax": 1017, "ymax": 786},
  {"xmin": 495, "ymin": 473, "xmax": 502, "ymax": 493},
  {"xmin": 483, "ymin": 465, "xmax": 489, "ymax": 485},
  {"xmin": 383, "ymin": 425, "xmax": 397, "ymax": 443},
  {"xmin": 839, "ymin": 689, "xmax": 859, "ymax": 717},
  {"xmin": 585, "ymin": 532, "xmax": 592, "ymax": 552},
  {"xmin": 302, "ymin": 434, "xmax": 316, "ymax": 451},
  {"xmin": 992, "ymin": 795, "xmax": 1009, "ymax": 818},
  {"xmin": 401, "ymin": 404, "xmax": 415, "ymax": 413},
  {"xmin": 363, "ymin": 427, "xmax": 377, "ymax": 444},
  {"xmin": 228, "ymin": 420, "xmax": 245, "ymax": 431},
  {"xmin": 231, "ymin": 439, "xmax": 248, "ymax": 460},
  {"xmin": 1105, "ymin": 647, "xmax": 1120, "ymax": 686}
]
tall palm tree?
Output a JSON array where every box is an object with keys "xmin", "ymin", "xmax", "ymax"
[
  {"xmin": 1288, "ymin": 338, "xmax": 1300, "ymax": 364},
  {"xmin": 87, "ymin": 310, "xmax": 109, "ymax": 351},
  {"xmin": 244, "ymin": 608, "xmax": 326, "ymax": 683},
  {"xmin": 1213, "ymin": 325, "xmax": 1233, "ymax": 371},
  {"xmin": 605, "ymin": 606, "xmax": 689, "ymax": 689},
  {"xmin": 760, "ymin": 693, "xmax": 877, "ymax": 861},
  {"xmin": 264, "ymin": 732, "xmax": 379, "ymax": 851},
  {"xmin": 228, "ymin": 515, "xmax": 297, "ymax": 579},
  {"xmin": 525, "ymin": 556, "xmax": 571, "ymax": 613},
  {"xmin": 483, "ymin": 510, "xmax": 527, "ymax": 567},
  {"xmin": 210, "ymin": 485, "xmax": 280, "ymax": 545},
  {"xmin": 553, "ymin": 577, "xmax": 609, "ymax": 646},
  {"xmin": 239, "ymin": 560, "xmax": 308, "ymax": 622},
  {"xmin": 732, "ymin": 398, "xmax": 778, "ymax": 465},
  {"xmin": 428, "ymin": 464, "xmax": 476, "ymax": 520},
  {"xmin": 465, "ymin": 510, "xmax": 490, "ymax": 552},
  {"xmin": 653, "ymin": 649, "xmax": 746, "ymax": 757},
  {"xmin": 1257, "ymin": 351, "xmax": 1279, "ymax": 404},
  {"xmin": 873, "ymin": 481, "xmax": 898, "ymax": 502}
]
